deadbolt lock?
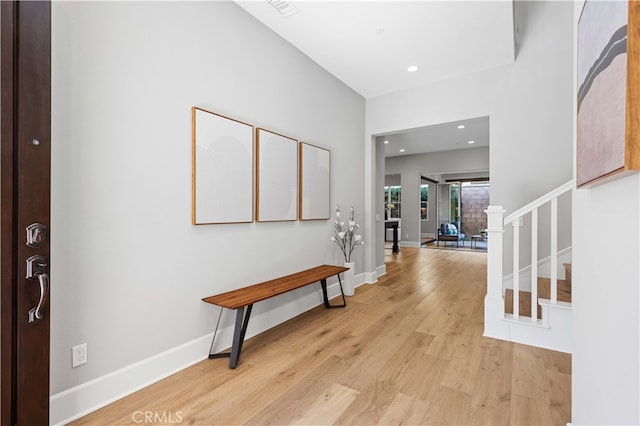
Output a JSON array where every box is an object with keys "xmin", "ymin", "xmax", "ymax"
[{"xmin": 26, "ymin": 223, "xmax": 48, "ymax": 248}]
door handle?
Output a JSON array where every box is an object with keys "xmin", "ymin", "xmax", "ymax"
[
  {"xmin": 26, "ymin": 255, "xmax": 49, "ymax": 323},
  {"xmin": 28, "ymin": 273, "xmax": 49, "ymax": 323}
]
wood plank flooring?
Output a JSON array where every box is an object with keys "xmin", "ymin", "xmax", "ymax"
[{"xmin": 71, "ymin": 248, "xmax": 571, "ymax": 425}]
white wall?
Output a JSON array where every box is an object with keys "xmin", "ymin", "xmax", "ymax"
[
  {"xmin": 365, "ymin": 51, "xmax": 504, "ymax": 274},
  {"xmin": 572, "ymin": 175, "xmax": 640, "ymax": 424},
  {"xmin": 492, "ymin": 1, "xmax": 574, "ymax": 272},
  {"xmin": 384, "ymin": 173, "xmax": 401, "ymax": 186},
  {"xmin": 571, "ymin": 2, "xmax": 640, "ymax": 424},
  {"xmin": 491, "ymin": 0, "xmax": 573, "ymax": 213},
  {"xmin": 365, "ymin": 1, "xmax": 573, "ymax": 275},
  {"xmin": 51, "ymin": 1, "xmax": 364, "ymax": 419}
]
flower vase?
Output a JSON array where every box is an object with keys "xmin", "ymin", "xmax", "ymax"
[{"xmin": 343, "ymin": 261, "xmax": 355, "ymax": 296}]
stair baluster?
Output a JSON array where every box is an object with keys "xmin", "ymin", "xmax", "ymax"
[
  {"xmin": 550, "ymin": 197, "xmax": 558, "ymax": 304},
  {"xmin": 512, "ymin": 221, "xmax": 520, "ymax": 319},
  {"xmin": 531, "ymin": 207, "xmax": 538, "ymax": 322}
]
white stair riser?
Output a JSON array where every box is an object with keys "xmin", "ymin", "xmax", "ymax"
[{"xmin": 485, "ymin": 295, "xmax": 572, "ymax": 354}]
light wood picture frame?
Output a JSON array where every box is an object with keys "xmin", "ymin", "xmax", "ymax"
[
  {"xmin": 299, "ymin": 142, "xmax": 331, "ymax": 221},
  {"xmin": 256, "ymin": 128, "xmax": 298, "ymax": 222},
  {"xmin": 577, "ymin": 0, "xmax": 640, "ymax": 187},
  {"xmin": 191, "ymin": 107, "xmax": 254, "ymax": 224}
]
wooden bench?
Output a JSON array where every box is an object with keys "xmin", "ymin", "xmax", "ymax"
[{"xmin": 202, "ymin": 264, "xmax": 349, "ymax": 369}]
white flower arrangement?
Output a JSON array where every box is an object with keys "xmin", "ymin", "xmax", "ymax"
[{"xmin": 331, "ymin": 205, "xmax": 364, "ymax": 263}]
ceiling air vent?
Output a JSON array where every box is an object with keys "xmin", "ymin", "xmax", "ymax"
[{"xmin": 267, "ymin": 0, "xmax": 298, "ymax": 17}]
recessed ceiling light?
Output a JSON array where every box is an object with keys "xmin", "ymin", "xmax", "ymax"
[
  {"xmin": 384, "ymin": 140, "xmax": 389, "ymax": 144},
  {"xmin": 457, "ymin": 125, "xmax": 465, "ymax": 129},
  {"xmin": 400, "ymin": 149, "xmax": 406, "ymax": 152},
  {"xmin": 468, "ymin": 140, "xmax": 475, "ymax": 144},
  {"xmin": 407, "ymin": 65, "xmax": 419, "ymax": 73}
]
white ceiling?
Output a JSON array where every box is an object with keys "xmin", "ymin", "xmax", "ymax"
[
  {"xmin": 382, "ymin": 115, "xmax": 489, "ymax": 157},
  {"xmin": 236, "ymin": 0, "xmax": 515, "ymax": 156}
]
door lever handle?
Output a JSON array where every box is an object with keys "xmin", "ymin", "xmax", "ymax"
[
  {"xmin": 28, "ymin": 273, "xmax": 49, "ymax": 323},
  {"xmin": 26, "ymin": 254, "xmax": 49, "ymax": 323}
]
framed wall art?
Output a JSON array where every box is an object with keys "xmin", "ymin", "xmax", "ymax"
[
  {"xmin": 256, "ymin": 128, "xmax": 298, "ymax": 222},
  {"xmin": 191, "ymin": 107, "xmax": 254, "ymax": 224},
  {"xmin": 299, "ymin": 142, "xmax": 330, "ymax": 220},
  {"xmin": 577, "ymin": 0, "xmax": 640, "ymax": 187}
]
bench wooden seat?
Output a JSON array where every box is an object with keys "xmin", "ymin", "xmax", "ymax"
[{"xmin": 202, "ymin": 264, "xmax": 349, "ymax": 368}]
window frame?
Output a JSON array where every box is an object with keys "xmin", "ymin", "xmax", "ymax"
[{"xmin": 384, "ymin": 185, "xmax": 402, "ymax": 219}]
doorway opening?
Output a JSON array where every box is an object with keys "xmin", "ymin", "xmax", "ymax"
[{"xmin": 429, "ymin": 178, "xmax": 490, "ymax": 250}]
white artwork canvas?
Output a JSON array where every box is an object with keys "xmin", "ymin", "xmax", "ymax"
[
  {"xmin": 299, "ymin": 142, "xmax": 330, "ymax": 220},
  {"xmin": 192, "ymin": 107, "xmax": 253, "ymax": 224},
  {"xmin": 256, "ymin": 128, "xmax": 298, "ymax": 222}
]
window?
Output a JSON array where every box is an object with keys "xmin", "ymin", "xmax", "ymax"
[
  {"xmin": 420, "ymin": 184, "xmax": 429, "ymax": 220},
  {"xmin": 450, "ymin": 183, "xmax": 460, "ymax": 221},
  {"xmin": 384, "ymin": 185, "xmax": 401, "ymax": 219}
]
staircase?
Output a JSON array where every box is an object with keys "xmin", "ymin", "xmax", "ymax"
[
  {"xmin": 505, "ymin": 263, "xmax": 572, "ymax": 317},
  {"xmin": 484, "ymin": 181, "xmax": 573, "ymax": 354}
]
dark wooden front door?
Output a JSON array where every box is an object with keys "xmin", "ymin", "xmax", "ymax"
[{"xmin": 1, "ymin": 1, "xmax": 52, "ymax": 425}]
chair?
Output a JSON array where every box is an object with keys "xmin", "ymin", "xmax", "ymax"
[{"xmin": 437, "ymin": 222, "xmax": 465, "ymax": 247}]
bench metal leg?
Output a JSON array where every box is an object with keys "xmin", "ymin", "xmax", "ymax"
[
  {"xmin": 320, "ymin": 277, "xmax": 346, "ymax": 309},
  {"xmin": 208, "ymin": 304, "xmax": 254, "ymax": 369},
  {"xmin": 208, "ymin": 307, "xmax": 229, "ymax": 360},
  {"xmin": 229, "ymin": 304, "xmax": 252, "ymax": 368}
]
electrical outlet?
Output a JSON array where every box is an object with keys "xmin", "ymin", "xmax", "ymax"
[{"xmin": 72, "ymin": 343, "xmax": 87, "ymax": 368}]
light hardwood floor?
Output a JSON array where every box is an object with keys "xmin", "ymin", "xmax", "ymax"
[{"xmin": 72, "ymin": 248, "xmax": 571, "ymax": 425}]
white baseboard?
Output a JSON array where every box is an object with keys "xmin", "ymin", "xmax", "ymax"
[
  {"xmin": 50, "ymin": 277, "xmax": 354, "ymax": 425},
  {"xmin": 375, "ymin": 264, "xmax": 386, "ymax": 280},
  {"xmin": 485, "ymin": 297, "xmax": 572, "ymax": 354},
  {"xmin": 50, "ymin": 334, "xmax": 212, "ymax": 425},
  {"xmin": 504, "ymin": 301, "xmax": 572, "ymax": 354},
  {"xmin": 503, "ymin": 247, "xmax": 572, "ymax": 292},
  {"xmin": 399, "ymin": 241, "xmax": 421, "ymax": 248},
  {"xmin": 360, "ymin": 267, "xmax": 377, "ymax": 284}
]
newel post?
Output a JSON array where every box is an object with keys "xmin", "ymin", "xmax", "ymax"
[{"xmin": 483, "ymin": 205, "xmax": 509, "ymax": 339}]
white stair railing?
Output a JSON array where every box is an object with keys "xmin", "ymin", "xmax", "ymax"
[{"xmin": 484, "ymin": 181, "xmax": 573, "ymax": 340}]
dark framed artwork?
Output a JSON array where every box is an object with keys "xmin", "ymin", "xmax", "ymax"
[
  {"xmin": 191, "ymin": 107, "xmax": 254, "ymax": 224},
  {"xmin": 299, "ymin": 142, "xmax": 331, "ymax": 220},
  {"xmin": 577, "ymin": 0, "xmax": 640, "ymax": 188},
  {"xmin": 256, "ymin": 128, "xmax": 298, "ymax": 222}
]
